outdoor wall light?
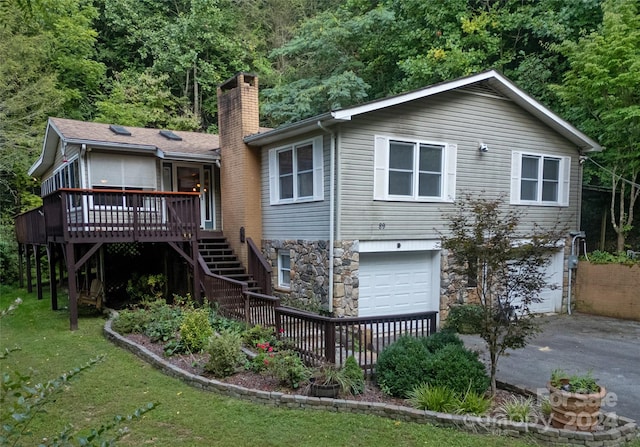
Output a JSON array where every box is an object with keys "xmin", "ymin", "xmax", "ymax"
[{"xmin": 478, "ymin": 143, "xmax": 488, "ymax": 153}]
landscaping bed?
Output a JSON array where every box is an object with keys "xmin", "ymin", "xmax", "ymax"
[
  {"xmin": 126, "ymin": 332, "xmax": 408, "ymax": 406},
  {"xmin": 107, "ymin": 322, "xmax": 637, "ymax": 447}
]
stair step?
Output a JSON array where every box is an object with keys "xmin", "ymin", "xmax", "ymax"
[
  {"xmin": 202, "ymin": 254, "xmax": 236, "ymax": 261},
  {"xmin": 205, "ymin": 261, "xmax": 243, "ymax": 269},
  {"xmin": 210, "ymin": 269, "xmax": 246, "ymax": 276},
  {"xmin": 198, "ymin": 235, "xmax": 264, "ymax": 294}
]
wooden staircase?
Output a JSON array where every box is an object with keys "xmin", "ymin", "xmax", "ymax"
[{"xmin": 198, "ymin": 236, "xmax": 261, "ymax": 292}]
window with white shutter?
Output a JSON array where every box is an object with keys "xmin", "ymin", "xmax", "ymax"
[
  {"xmin": 510, "ymin": 151, "xmax": 570, "ymax": 206},
  {"xmin": 373, "ymin": 135, "xmax": 456, "ymax": 202}
]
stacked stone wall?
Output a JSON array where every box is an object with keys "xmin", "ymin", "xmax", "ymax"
[{"xmin": 262, "ymin": 239, "xmax": 360, "ymax": 316}]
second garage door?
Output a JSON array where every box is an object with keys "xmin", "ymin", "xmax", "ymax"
[{"xmin": 358, "ymin": 250, "xmax": 439, "ymax": 317}]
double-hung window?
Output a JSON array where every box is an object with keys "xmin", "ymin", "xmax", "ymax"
[
  {"xmin": 269, "ymin": 136, "xmax": 324, "ymax": 204},
  {"xmin": 278, "ymin": 251, "xmax": 291, "ymax": 289},
  {"xmin": 374, "ymin": 136, "xmax": 457, "ymax": 202},
  {"xmin": 511, "ymin": 152, "xmax": 570, "ymax": 206}
]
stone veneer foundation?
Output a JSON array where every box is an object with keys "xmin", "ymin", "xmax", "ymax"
[
  {"xmin": 262, "ymin": 239, "xmax": 360, "ymax": 316},
  {"xmin": 104, "ymin": 318, "xmax": 639, "ymax": 446}
]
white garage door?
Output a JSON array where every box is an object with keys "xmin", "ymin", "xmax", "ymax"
[
  {"xmin": 512, "ymin": 249, "xmax": 564, "ymax": 314},
  {"xmin": 530, "ymin": 249, "xmax": 565, "ymax": 313},
  {"xmin": 359, "ymin": 251, "xmax": 438, "ymax": 317}
]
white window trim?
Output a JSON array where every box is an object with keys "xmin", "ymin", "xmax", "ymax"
[
  {"xmin": 42, "ymin": 157, "xmax": 81, "ymax": 202},
  {"xmin": 268, "ymin": 136, "xmax": 324, "ymax": 205},
  {"xmin": 510, "ymin": 151, "xmax": 570, "ymax": 207},
  {"xmin": 277, "ymin": 250, "xmax": 291, "ymax": 289},
  {"xmin": 373, "ymin": 135, "xmax": 456, "ymax": 202}
]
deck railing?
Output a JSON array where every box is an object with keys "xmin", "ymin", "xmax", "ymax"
[
  {"xmin": 199, "ymin": 267, "xmax": 438, "ymax": 370},
  {"xmin": 276, "ymin": 307, "xmax": 438, "ymax": 371},
  {"xmin": 247, "ymin": 237, "xmax": 272, "ymax": 296},
  {"xmin": 15, "ymin": 208, "xmax": 46, "ymax": 244},
  {"xmin": 19, "ymin": 189, "xmax": 201, "ymax": 244}
]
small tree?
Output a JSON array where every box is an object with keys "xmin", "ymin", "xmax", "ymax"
[{"xmin": 441, "ymin": 196, "xmax": 565, "ymax": 395}]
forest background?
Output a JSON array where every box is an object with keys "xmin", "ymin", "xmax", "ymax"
[{"xmin": 1, "ymin": 0, "xmax": 638, "ymax": 283}]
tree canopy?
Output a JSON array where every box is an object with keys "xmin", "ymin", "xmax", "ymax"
[
  {"xmin": 554, "ymin": 0, "xmax": 640, "ymax": 252},
  {"xmin": 1, "ymin": 0, "xmax": 637, "ymax": 252}
]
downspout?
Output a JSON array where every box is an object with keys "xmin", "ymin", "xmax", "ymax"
[
  {"xmin": 567, "ymin": 231, "xmax": 586, "ymax": 315},
  {"xmin": 567, "ymin": 155, "xmax": 587, "ymax": 315},
  {"xmin": 318, "ymin": 121, "xmax": 335, "ymax": 313}
]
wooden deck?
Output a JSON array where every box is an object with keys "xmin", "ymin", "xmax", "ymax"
[
  {"xmin": 16, "ymin": 188, "xmax": 201, "ymax": 245},
  {"xmin": 15, "ymin": 188, "xmax": 204, "ymax": 330}
]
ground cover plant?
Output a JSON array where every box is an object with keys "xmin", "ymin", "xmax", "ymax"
[{"xmin": 1, "ymin": 285, "xmax": 551, "ymax": 447}]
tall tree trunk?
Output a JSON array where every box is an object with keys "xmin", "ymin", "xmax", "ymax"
[
  {"xmin": 611, "ymin": 174, "xmax": 626, "ymax": 252},
  {"xmin": 490, "ymin": 349, "xmax": 498, "ymax": 396}
]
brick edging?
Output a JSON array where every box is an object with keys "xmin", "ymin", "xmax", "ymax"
[{"xmin": 103, "ymin": 319, "xmax": 638, "ymax": 446}]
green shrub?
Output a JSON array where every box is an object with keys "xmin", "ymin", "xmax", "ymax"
[
  {"xmin": 444, "ymin": 304, "xmax": 484, "ymax": 334},
  {"xmin": 408, "ymin": 384, "xmax": 457, "ymax": 412},
  {"xmin": 242, "ymin": 324, "xmax": 276, "ymax": 347},
  {"xmin": 0, "ymin": 223, "xmax": 19, "ymax": 285},
  {"xmin": 204, "ymin": 330, "xmax": 244, "ymax": 378},
  {"xmin": 111, "ymin": 308, "xmax": 149, "ymax": 334},
  {"xmin": 112, "ymin": 301, "xmax": 183, "ymax": 343},
  {"xmin": 587, "ymin": 250, "xmax": 638, "ymax": 265},
  {"xmin": 375, "ymin": 336, "xmax": 431, "ymax": 398},
  {"xmin": 126, "ymin": 273, "xmax": 167, "ymax": 303},
  {"xmin": 179, "ymin": 307, "xmax": 213, "ymax": 352},
  {"xmin": 144, "ymin": 303, "xmax": 183, "ymax": 343},
  {"xmin": 421, "ymin": 330, "xmax": 464, "ymax": 353},
  {"xmin": 343, "ymin": 356, "xmax": 365, "ymax": 395},
  {"xmin": 249, "ymin": 341, "xmax": 276, "ymax": 373},
  {"xmin": 209, "ymin": 307, "xmax": 247, "ymax": 334},
  {"xmin": 264, "ymin": 350, "xmax": 309, "ymax": 389},
  {"xmin": 424, "ymin": 344, "xmax": 489, "ymax": 395}
]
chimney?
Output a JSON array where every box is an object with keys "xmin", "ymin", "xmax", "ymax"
[{"xmin": 217, "ymin": 73, "xmax": 262, "ymax": 267}]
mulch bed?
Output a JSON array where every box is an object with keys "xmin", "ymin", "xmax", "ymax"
[{"xmin": 125, "ymin": 333, "xmax": 515, "ymax": 411}]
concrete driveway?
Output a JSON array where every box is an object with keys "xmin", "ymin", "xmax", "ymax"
[{"xmin": 461, "ymin": 313, "xmax": 640, "ymax": 421}]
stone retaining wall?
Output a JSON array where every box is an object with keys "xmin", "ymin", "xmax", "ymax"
[{"xmin": 104, "ymin": 319, "xmax": 638, "ymax": 446}]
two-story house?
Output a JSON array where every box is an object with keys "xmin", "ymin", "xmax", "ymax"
[
  {"xmin": 218, "ymin": 70, "xmax": 601, "ymax": 321},
  {"xmin": 19, "ymin": 70, "xmax": 601, "ymax": 330}
]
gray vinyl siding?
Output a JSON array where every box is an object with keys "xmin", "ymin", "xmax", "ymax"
[
  {"xmin": 261, "ymin": 133, "xmax": 331, "ymax": 240},
  {"xmin": 42, "ymin": 141, "xmax": 79, "ymax": 183},
  {"xmin": 337, "ymin": 90, "xmax": 581, "ymax": 240}
]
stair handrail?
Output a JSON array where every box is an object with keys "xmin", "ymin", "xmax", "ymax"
[{"xmin": 246, "ymin": 237, "xmax": 272, "ymax": 296}]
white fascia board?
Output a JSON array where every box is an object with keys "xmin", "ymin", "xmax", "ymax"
[
  {"xmin": 68, "ymin": 139, "xmax": 157, "ymax": 153},
  {"xmin": 244, "ymin": 112, "xmax": 339, "ymax": 146},
  {"xmin": 486, "ymin": 73, "xmax": 602, "ymax": 153},
  {"xmin": 161, "ymin": 151, "xmax": 219, "ymax": 162},
  {"xmin": 28, "ymin": 119, "xmax": 61, "ymax": 177},
  {"xmin": 331, "ymin": 71, "xmax": 499, "ymax": 120}
]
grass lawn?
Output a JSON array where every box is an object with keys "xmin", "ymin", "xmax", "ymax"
[{"xmin": 0, "ymin": 285, "xmax": 626, "ymax": 447}]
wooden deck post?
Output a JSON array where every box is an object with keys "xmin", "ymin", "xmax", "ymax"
[
  {"xmin": 65, "ymin": 243, "xmax": 78, "ymax": 330},
  {"xmin": 48, "ymin": 243, "xmax": 58, "ymax": 310},
  {"xmin": 35, "ymin": 245, "xmax": 43, "ymax": 300},
  {"xmin": 325, "ymin": 319, "xmax": 336, "ymax": 364},
  {"xmin": 25, "ymin": 244, "xmax": 33, "ymax": 293},
  {"xmin": 18, "ymin": 243, "xmax": 24, "ymax": 288}
]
